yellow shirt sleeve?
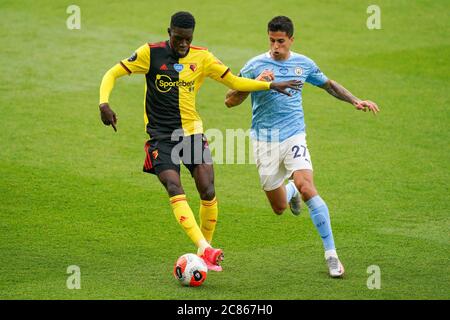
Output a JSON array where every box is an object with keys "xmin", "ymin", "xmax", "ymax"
[
  {"xmin": 99, "ymin": 64, "xmax": 129, "ymax": 104},
  {"xmin": 99, "ymin": 44, "xmax": 151, "ymax": 104},
  {"xmin": 204, "ymin": 51, "xmax": 270, "ymax": 91},
  {"xmin": 119, "ymin": 44, "xmax": 150, "ymax": 74},
  {"xmin": 220, "ymin": 71, "xmax": 271, "ymax": 91},
  {"xmin": 203, "ymin": 51, "xmax": 230, "ymax": 80}
]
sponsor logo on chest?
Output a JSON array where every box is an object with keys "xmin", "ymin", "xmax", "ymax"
[{"xmin": 155, "ymin": 74, "xmax": 195, "ymax": 93}]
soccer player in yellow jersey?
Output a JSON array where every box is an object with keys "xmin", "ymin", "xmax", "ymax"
[{"xmin": 98, "ymin": 11, "xmax": 300, "ymax": 271}]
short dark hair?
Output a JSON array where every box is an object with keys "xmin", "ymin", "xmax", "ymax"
[
  {"xmin": 170, "ymin": 11, "xmax": 196, "ymax": 29},
  {"xmin": 268, "ymin": 16, "xmax": 294, "ymax": 37}
]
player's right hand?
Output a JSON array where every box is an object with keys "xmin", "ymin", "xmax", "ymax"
[
  {"xmin": 353, "ymin": 100, "xmax": 380, "ymax": 115},
  {"xmin": 99, "ymin": 103, "xmax": 117, "ymax": 132},
  {"xmin": 270, "ymin": 80, "xmax": 302, "ymax": 96}
]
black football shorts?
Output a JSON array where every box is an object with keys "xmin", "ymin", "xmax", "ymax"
[{"xmin": 143, "ymin": 134, "xmax": 213, "ymax": 176}]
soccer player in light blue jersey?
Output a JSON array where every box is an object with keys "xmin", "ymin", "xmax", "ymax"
[{"xmin": 225, "ymin": 16, "xmax": 379, "ymax": 278}]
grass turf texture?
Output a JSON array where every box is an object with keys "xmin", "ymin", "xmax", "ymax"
[{"xmin": 0, "ymin": 0, "xmax": 449, "ymax": 299}]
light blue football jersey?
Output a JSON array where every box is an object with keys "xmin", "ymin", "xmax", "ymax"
[{"xmin": 240, "ymin": 51, "xmax": 328, "ymax": 142}]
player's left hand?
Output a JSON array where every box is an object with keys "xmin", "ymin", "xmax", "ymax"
[{"xmin": 353, "ymin": 100, "xmax": 380, "ymax": 115}]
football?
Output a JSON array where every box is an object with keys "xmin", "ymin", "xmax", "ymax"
[{"xmin": 173, "ymin": 253, "xmax": 208, "ymax": 287}]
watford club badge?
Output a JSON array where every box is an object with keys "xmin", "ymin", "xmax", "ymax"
[
  {"xmin": 190, "ymin": 63, "xmax": 197, "ymax": 72},
  {"xmin": 152, "ymin": 150, "xmax": 159, "ymax": 159}
]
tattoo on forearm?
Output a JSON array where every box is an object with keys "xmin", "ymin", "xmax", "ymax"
[{"xmin": 325, "ymin": 81, "xmax": 359, "ymax": 104}]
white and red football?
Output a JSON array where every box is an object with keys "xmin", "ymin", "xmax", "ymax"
[{"xmin": 173, "ymin": 253, "xmax": 208, "ymax": 287}]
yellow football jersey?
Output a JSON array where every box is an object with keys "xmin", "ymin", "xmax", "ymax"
[{"xmin": 120, "ymin": 41, "xmax": 229, "ymax": 138}]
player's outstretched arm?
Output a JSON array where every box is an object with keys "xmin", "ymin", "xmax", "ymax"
[
  {"xmin": 98, "ymin": 64, "xmax": 129, "ymax": 131},
  {"xmin": 320, "ymin": 79, "xmax": 380, "ymax": 115},
  {"xmin": 225, "ymin": 70, "xmax": 275, "ymax": 108},
  {"xmin": 221, "ymin": 71, "xmax": 300, "ymax": 98}
]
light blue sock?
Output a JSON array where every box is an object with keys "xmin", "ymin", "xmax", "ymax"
[
  {"xmin": 305, "ymin": 195, "xmax": 336, "ymax": 251},
  {"xmin": 285, "ymin": 181, "xmax": 298, "ymax": 202}
]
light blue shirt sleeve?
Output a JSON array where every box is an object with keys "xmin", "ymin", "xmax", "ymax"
[
  {"xmin": 305, "ymin": 60, "xmax": 328, "ymax": 86},
  {"xmin": 239, "ymin": 61, "xmax": 255, "ymax": 79}
]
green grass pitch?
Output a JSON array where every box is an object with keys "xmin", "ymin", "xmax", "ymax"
[{"xmin": 0, "ymin": 0, "xmax": 449, "ymax": 299}]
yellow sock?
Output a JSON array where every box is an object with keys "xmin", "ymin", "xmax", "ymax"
[
  {"xmin": 170, "ymin": 195, "xmax": 204, "ymax": 247},
  {"xmin": 199, "ymin": 197, "xmax": 218, "ymax": 244}
]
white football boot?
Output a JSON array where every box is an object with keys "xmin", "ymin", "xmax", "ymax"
[
  {"xmin": 289, "ymin": 191, "xmax": 302, "ymax": 216},
  {"xmin": 325, "ymin": 250, "xmax": 345, "ymax": 278}
]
